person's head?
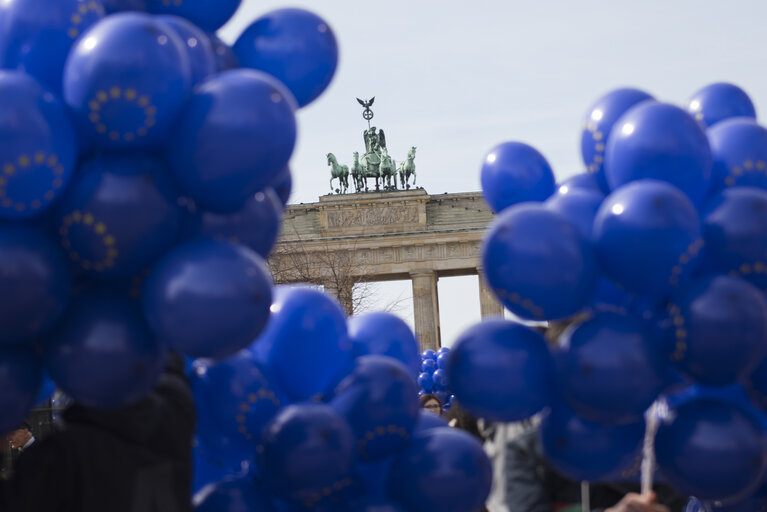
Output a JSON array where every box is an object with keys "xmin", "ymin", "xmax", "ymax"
[
  {"xmin": 419, "ymin": 393, "xmax": 442, "ymax": 415},
  {"xmin": 8, "ymin": 422, "xmax": 32, "ymax": 449}
]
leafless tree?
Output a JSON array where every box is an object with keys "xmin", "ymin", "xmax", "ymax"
[{"xmin": 268, "ymin": 224, "xmax": 410, "ymax": 317}]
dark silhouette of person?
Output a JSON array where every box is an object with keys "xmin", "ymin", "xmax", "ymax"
[{"xmin": 0, "ymin": 352, "xmax": 195, "ymax": 512}]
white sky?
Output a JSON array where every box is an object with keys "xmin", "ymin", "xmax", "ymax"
[{"xmin": 220, "ymin": 0, "xmax": 767, "ymax": 346}]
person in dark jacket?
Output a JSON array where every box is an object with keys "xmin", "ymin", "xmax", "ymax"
[{"xmin": 0, "ymin": 352, "xmax": 196, "ymax": 512}]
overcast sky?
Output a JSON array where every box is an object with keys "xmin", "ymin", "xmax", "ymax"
[{"xmin": 219, "ymin": 0, "xmax": 767, "ymax": 346}]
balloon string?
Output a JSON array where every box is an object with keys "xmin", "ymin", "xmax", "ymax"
[
  {"xmin": 641, "ymin": 401, "xmax": 660, "ymax": 496},
  {"xmin": 581, "ymin": 481, "xmax": 590, "ymax": 511}
]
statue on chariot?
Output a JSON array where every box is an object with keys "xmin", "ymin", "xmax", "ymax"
[{"xmin": 327, "ymin": 97, "xmax": 417, "ymax": 194}]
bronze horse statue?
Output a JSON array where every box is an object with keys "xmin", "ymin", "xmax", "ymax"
[{"xmin": 399, "ymin": 146, "xmax": 417, "ymax": 189}]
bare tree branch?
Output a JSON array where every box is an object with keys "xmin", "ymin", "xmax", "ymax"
[{"xmin": 268, "ymin": 219, "xmax": 406, "ymax": 317}]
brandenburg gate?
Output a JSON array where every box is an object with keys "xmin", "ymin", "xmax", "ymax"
[
  {"xmin": 269, "ymin": 189, "xmax": 504, "ymax": 351},
  {"xmin": 269, "ymin": 97, "xmax": 503, "ymax": 350}
]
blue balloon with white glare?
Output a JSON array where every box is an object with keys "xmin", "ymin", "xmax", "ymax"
[
  {"xmin": 480, "ymin": 141, "xmax": 556, "ymax": 213},
  {"xmin": 580, "ymin": 87, "xmax": 654, "ymax": 193},
  {"xmin": 594, "ymin": 179, "xmax": 701, "ymax": 298},
  {"xmin": 605, "ymin": 101, "xmax": 712, "ymax": 205},
  {"xmin": 687, "ymin": 82, "xmax": 757, "ymax": 129},
  {"xmin": 0, "ymin": 0, "xmax": 105, "ymax": 93},
  {"xmin": 63, "ymin": 12, "xmax": 192, "ymax": 148},
  {"xmin": 707, "ymin": 117, "xmax": 767, "ymax": 194}
]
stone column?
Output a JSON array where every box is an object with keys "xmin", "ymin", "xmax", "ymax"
[
  {"xmin": 411, "ymin": 270, "xmax": 441, "ymax": 351},
  {"xmin": 478, "ymin": 267, "xmax": 504, "ymax": 318}
]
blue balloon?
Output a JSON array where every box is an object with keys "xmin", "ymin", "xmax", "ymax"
[
  {"xmin": 556, "ymin": 311, "xmax": 665, "ymax": 424},
  {"xmin": 194, "ymin": 188, "xmax": 283, "ymax": 259},
  {"xmin": 656, "ymin": 393, "xmax": 767, "ymax": 502},
  {"xmin": 749, "ymin": 358, "xmax": 767, "ymax": 411},
  {"xmin": 594, "ymin": 180, "xmax": 702, "ymax": 298},
  {"xmin": 355, "ymin": 457, "xmax": 394, "ymax": 500},
  {"xmin": 605, "ymin": 101, "xmax": 712, "ymax": 205},
  {"xmin": 0, "ymin": 71, "xmax": 77, "ymax": 219},
  {"xmin": 349, "ymin": 312, "xmax": 421, "ymax": 376},
  {"xmin": 146, "ymin": 0, "xmax": 241, "ymax": 32},
  {"xmin": 580, "ymin": 87, "xmax": 655, "ymax": 193},
  {"xmin": 0, "ymin": 345, "xmax": 42, "ymax": 435},
  {"xmin": 0, "ymin": 225, "xmax": 72, "ymax": 344},
  {"xmin": 332, "ymin": 356, "xmax": 419, "ymax": 462},
  {"xmin": 253, "ymin": 286, "xmax": 351, "ymax": 401},
  {"xmin": 482, "ymin": 203, "xmax": 598, "ymax": 320},
  {"xmin": 143, "ymin": 239, "xmax": 273, "ymax": 360},
  {"xmin": 156, "ymin": 15, "xmax": 216, "ymax": 86},
  {"xmin": 421, "ymin": 349, "xmax": 436, "ymax": 360},
  {"xmin": 544, "ymin": 187, "xmax": 603, "ymax": 240},
  {"xmin": 270, "ymin": 166, "xmax": 292, "ymax": 207},
  {"xmin": 701, "ymin": 187, "xmax": 767, "ymax": 292},
  {"xmin": 192, "ymin": 437, "xmax": 250, "ymax": 494},
  {"xmin": 688, "ymin": 82, "xmax": 756, "ymax": 129},
  {"xmin": 707, "ymin": 118, "xmax": 767, "ymax": 194},
  {"xmin": 387, "ymin": 428, "xmax": 492, "ymax": 512},
  {"xmin": 417, "ymin": 372, "xmax": 434, "ymax": 393},
  {"xmin": 233, "ymin": 8, "xmax": 338, "ymax": 108},
  {"xmin": 55, "ymin": 154, "xmax": 185, "ymax": 278},
  {"xmin": 432, "ymin": 369, "xmax": 448, "ymax": 390},
  {"xmin": 260, "ymin": 403, "xmax": 356, "ymax": 505},
  {"xmin": 0, "ymin": 0, "xmax": 105, "ymax": 93},
  {"xmin": 446, "ymin": 319, "xmax": 554, "ymax": 422},
  {"xmin": 34, "ymin": 371, "xmax": 56, "ymax": 406},
  {"xmin": 420, "ymin": 358, "xmax": 437, "ymax": 374},
  {"xmin": 437, "ymin": 346, "xmax": 450, "ymax": 355},
  {"xmin": 194, "ymin": 476, "xmax": 276, "ymax": 512},
  {"xmin": 208, "ymin": 33, "xmax": 239, "ymax": 72},
  {"xmin": 352, "ymin": 498, "xmax": 406, "ymax": 512},
  {"xmin": 168, "ymin": 69, "xmax": 296, "ymax": 213},
  {"xmin": 192, "ymin": 351, "xmax": 283, "ymax": 464},
  {"xmin": 539, "ymin": 402, "xmax": 645, "ymax": 482},
  {"xmin": 412, "ymin": 410, "xmax": 449, "ymax": 433},
  {"xmin": 436, "ymin": 351, "xmax": 449, "ymax": 370},
  {"xmin": 669, "ymin": 275, "xmax": 767, "ymax": 386},
  {"xmin": 45, "ymin": 291, "xmax": 167, "ymax": 409},
  {"xmin": 480, "ymin": 141, "xmax": 556, "ymax": 213},
  {"xmin": 63, "ymin": 12, "xmax": 192, "ymax": 148},
  {"xmin": 102, "ymin": 0, "xmax": 145, "ymax": 13},
  {"xmin": 557, "ymin": 172, "xmax": 606, "ymax": 195},
  {"xmin": 590, "ymin": 277, "xmax": 632, "ymax": 312}
]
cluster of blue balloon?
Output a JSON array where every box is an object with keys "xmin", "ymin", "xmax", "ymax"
[
  {"xmin": 469, "ymin": 82, "xmax": 767, "ymax": 507},
  {"xmin": 0, "ymin": 2, "xmax": 494, "ymax": 511},
  {"xmin": 417, "ymin": 347, "xmax": 455, "ymax": 410},
  {"xmin": 0, "ymin": 0, "xmax": 339, "ymax": 418},
  {"xmin": 192, "ymin": 302, "xmax": 491, "ymax": 512}
]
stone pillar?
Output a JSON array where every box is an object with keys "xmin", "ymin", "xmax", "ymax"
[
  {"xmin": 478, "ymin": 267, "xmax": 504, "ymax": 318},
  {"xmin": 411, "ymin": 270, "xmax": 441, "ymax": 351}
]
